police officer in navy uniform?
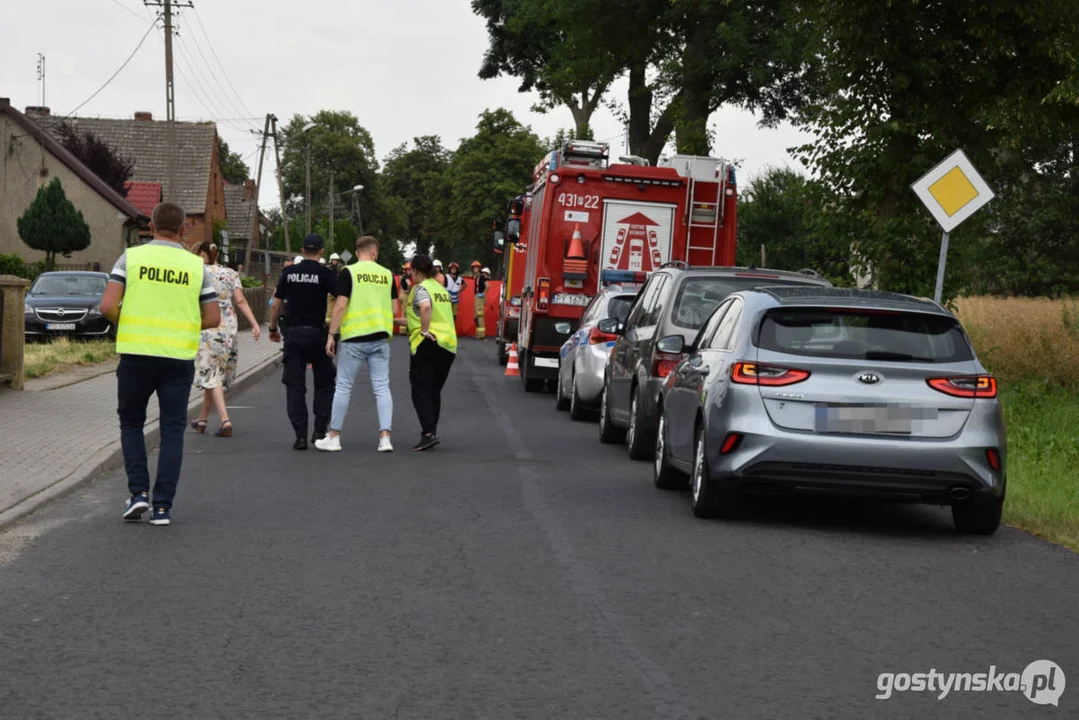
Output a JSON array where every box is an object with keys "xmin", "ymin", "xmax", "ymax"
[{"xmin": 269, "ymin": 234, "xmax": 338, "ymax": 450}]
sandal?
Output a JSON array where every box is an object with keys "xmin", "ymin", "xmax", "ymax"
[
  {"xmin": 215, "ymin": 420, "xmax": 233, "ymax": 438},
  {"xmin": 190, "ymin": 418, "xmax": 208, "ymax": 433}
]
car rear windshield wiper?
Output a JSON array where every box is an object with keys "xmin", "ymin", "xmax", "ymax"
[{"xmin": 864, "ymin": 351, "xmax": 935, "ymax": 362}]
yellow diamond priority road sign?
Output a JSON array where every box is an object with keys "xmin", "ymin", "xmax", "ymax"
[{"xmin": 911, "ymin": 149, "xmax": 994, "ymax": 233}]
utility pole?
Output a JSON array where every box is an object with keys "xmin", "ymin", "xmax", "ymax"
[
  {"xmin": 251, "ymin": 114, "xmax": 271, "ymax": 250},
  {"xmin": 36, "ymin": 54, "xmax": 45, "ymax": 107},
  {"xmin": 329, "ymin": 170, "xmax": 334, "ymax": 250},
  {"xmin": 305, "ymin": 142, "xmax": 312, "ymax": 235},
  {"xmin": 145, "ymin": 0, "xmax": 193, "ymax": 202},
  {"xmin": 270, "ymin": 114, "xmax": 291, "ymax": 253}
]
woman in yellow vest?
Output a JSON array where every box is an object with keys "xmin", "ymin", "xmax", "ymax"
[
  {"xmin": 99, "ymin": 202, "xmax": 221, "ymax": 527},
  {"xmin": 396, "ymin": 254, "xmax": 457, "ymax": 451}
]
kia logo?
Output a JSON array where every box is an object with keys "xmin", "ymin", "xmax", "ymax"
[{"xmin": 858, "ymin": 372, "xmax": 881, "ymax": 385}]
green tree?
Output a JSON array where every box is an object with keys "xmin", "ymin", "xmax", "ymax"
[
  {"xmin": 442, "ymin": 109, "xmax": 546, "ymax": 268},
  {"xmin": 217, "ymin": 137, "xmax": 249, "ymax": 185},
  {"xmin": 17, "ymin": 178, "xmax": 91, "ymax": 269},
  {"xmin": 57, "ymin": 123, "xmax": 134, "ymax": 196},
  {"xmin": 475, "ymin": 0, "xmax": 815, "ymax": 163},
  {"xmin": 382, "ymin": 137, "xmax": 452, "ymax": 259},
  {"xmin": 473, "ymin": 0, "xmax": 618, "ymax": 138},
  {"xmin": 278, "ymin": 110, "xmax": 381, "ymax": 238},
  {"xmin": 735, "ymin": 167, "xmax": 851, "ymax": 284},
  {"xmin": 791, "ymin": 0, "xmax": 1079, "ymax": 300}
]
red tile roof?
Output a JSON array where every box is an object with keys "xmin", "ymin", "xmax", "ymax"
[{"xmin": 123, "ymin": 181, "xmax": 161, "ymax": 217}]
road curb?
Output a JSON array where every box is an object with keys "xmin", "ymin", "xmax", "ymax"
[{"xmin": 0, "ymin": 352, "xmax": 282, "ymax": 531}]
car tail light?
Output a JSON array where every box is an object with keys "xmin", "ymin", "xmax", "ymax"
[
  {"xmin": 731, "ymin": 361, "xmax": 810, "ymax": 386},
  {"xmin": 986, "ymin": 448, "xmax": 1001, "ymax": 472},
  {"xmin": 536, "ymin": 278, "xmax": 551, "ymax": 312},
  {"xmin": 588, "ymin": 325, "xmax": 618, "ymax": 345},
  {"xmin": 653, "ymin": 351, "xmax": 683, "ymax": 379},
  {"xmin": 720, "ymin": 433, "xmax": 743, "ymax": 454},
  {"xmin": 927, "ymin": 375, "xmax": 997, "ymax": 399}
]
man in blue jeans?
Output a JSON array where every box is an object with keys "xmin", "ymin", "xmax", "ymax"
[
  {"xmin": 317, "ymin": 235, "xmax": 400, "ymax": 452},
  {"xmin": 99, "ymin": 202, "xmax": 221, "ymax": 525}
]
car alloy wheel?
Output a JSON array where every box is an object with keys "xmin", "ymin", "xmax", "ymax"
[
  {"xmin": 627, "ymin": 393, "xmax": 637, "ymax": 448},
  {"xmin": 569, "ymin": 372, "xmax": 587, "ymax": 421},
  {"xmin": 655, "ymin": 413, "xmax": 666, "ymax": 477},
  {"xmin": 555, "ymin": 365, "xmax": 570, "ymax": 411},
  {"xmin": 598, "ymin": 377, "xmax": 625, "ymax": 444},
  {"xmin": 692, "ymin": 433, "xmax": 704, "ymax": 504}
]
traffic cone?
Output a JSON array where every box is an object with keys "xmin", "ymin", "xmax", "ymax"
[
  {"xmin": 564, "ymin": 224, "xmax": 588, "ymax": 280},
  {"xmin": 505, "ymin": 343, "xmax": 520, "ymax": 377},
  {"xmin": 567, "ymin": 224, "xmax": 585, "ymax": 259}
]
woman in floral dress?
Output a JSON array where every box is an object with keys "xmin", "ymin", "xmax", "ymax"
[{"xmin": 190, "ymin": 241, "xmax": 260, "ymax": 436}]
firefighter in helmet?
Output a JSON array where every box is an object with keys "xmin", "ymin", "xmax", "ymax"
[
  {"xmin": 433, "ymin": 259, "xmax": 446, "ymax": 287},
  {"xmin": 445, "ymin": 261, "xmax": 463, "ymax": 318},
  {"xmin": 471, "ymin": 261, "xmax": 488, "ymax": 339}
]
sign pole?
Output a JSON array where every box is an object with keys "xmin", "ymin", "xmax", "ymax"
[{"xmin": 933, "ymin": 231, "xmax": 949, "ymax": 305}]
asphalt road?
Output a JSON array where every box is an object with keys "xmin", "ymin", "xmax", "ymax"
[{"xmin": 1, "ymin": 336, "xmax": 1075, "ymax": 719}]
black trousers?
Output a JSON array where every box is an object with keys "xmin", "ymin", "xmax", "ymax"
[
  {"xmin": 282, "ymin": 325, "xmax": 336, "ymax": 438},
  {"xmin": 117, "ymin": 355, "xmax": 194, "ymax": 509},
  {"xmin": 409, "ymin": 339, "xmax": 455, "ymax": 436}
]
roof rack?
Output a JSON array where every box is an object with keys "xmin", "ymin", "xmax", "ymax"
[
  {"xmin": 561, "ymin": 139, "xmax": 609, "ymax": 168},
  {"xmin": 659, "ymin": 260, "xmax": 689, "ymax": 270},
  {"xmin": 796, "ymin": 268, "xmax": 821, "ymax": 277}
]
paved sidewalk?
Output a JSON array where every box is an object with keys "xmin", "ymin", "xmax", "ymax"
[{"xmin": 0, "ymin": 325, "xmax": 280, "ymax": 525}]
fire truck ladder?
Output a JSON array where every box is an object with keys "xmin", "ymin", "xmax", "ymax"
[{"xmin": 684, "ymin": 164, "xmax": 726, "ymax": 266}]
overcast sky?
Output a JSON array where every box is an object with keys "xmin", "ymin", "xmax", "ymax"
[{"xmin": 2, "ymin": 0, "xmax": 814, "ymax": 211}]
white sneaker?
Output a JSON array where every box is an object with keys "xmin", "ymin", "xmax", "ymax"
[
  {"xmin": 377, "ymin": 435, "xmax": 393, "ymax": 453},
  {"xmin": 315, "ymin": 435, "xmax": 342, "ymax": 452}
]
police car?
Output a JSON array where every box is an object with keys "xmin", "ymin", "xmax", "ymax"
[{"xmin": 555, "ymin": 284, "xmax": 640, "ymax": 420}]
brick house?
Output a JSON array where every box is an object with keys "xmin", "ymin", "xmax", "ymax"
[
  {"xmin": 223, "ymin": 180, "xmax": 258, "ymax": 256},
  {"xmin": 0, "ymin": 99, "xmax": 143, "ymax": 270},
  {"xmin": 31, "ymin": 109, "xmax": 226, "ymax": 245}
]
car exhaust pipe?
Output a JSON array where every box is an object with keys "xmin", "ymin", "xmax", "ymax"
[{"xmin": 949, "ymin": 486, "xmax": 971, "ymax": 501}]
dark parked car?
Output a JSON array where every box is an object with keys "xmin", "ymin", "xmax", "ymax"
[
  {"xmin": 24, "ymin": 271, "xmax": 114, "ymax": 341},
  {"xmin": 596, "ymin": 263, "xmax": 832, "ymax": 459},
  {"xmin": 653, "ymin": 286, "xmax": 1005, "ymax": 534}
]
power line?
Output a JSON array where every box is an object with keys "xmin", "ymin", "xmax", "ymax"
[
  {"xmin": 173, "ymin": 35, "xmax": 251, "ymax": 134},
  {"xmin": 177, "ymin": 21, "xmax": 250, "ymax": 126},
  {"xmin": 63, "ymin": 19, "xmax": 159, "ymax": 118},
  {"xmin": 108, "ymin": 0, "xmax": 147, "ymax": 21},
  {"xmin": 190, "ymin": 6, "xmax": 256, "ymax": 119}
]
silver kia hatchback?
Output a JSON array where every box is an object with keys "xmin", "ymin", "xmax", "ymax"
[
  {"xmin": 654, "ymin": 286, "xmax": 1006, "ymax": 535},
  {"xmin": 556, "ymin": 285, "xmax": 639, "ymax": 420}
]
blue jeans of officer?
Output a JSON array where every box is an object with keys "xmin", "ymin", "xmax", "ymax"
[
  {"xmin": 330, "ymin": 339, "xmax": 392, "ymax": 433},
  {"xmin": 117, "ymin": 354, "xmax": 195, "ymax": 509}
]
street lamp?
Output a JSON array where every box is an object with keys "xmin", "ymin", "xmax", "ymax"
[
  {"xmin": 301, "ymin": 122, "xmax": 317, "ymax": 235},
  {"xmin": 342, "ymin": 184, "xmax": 364, "ymax": 233}
]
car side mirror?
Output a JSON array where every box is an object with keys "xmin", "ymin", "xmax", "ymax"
[
  {"xmin": 493, "ymin": 230, "xmax": 505, "ymax": 250},
  {"xmin": 507, "ymin": 219, "xmax": 521, "ymax": 244},
  {"xmin": 656, "ymin": 335, "xmax": 684, "ymax": 354},
  {"xmin": 597, "ymin": 317, "xmax": 622, "ymax": 335}
]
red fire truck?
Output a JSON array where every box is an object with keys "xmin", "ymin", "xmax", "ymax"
[
  {"xmin": 494, "ymin": 194, "xmax": 532, "ymax": 365},
  {"xmin": 513, "ymin": 140, "xmax": 737, "ymax": 391}
]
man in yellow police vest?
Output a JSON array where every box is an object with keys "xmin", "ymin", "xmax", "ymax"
[
  {"xmin": 318, "ymin": 235, "xmax": 400, "ymax": 453},
  {"xmin": 394, "ymin": 254, "xmax": 457, "ymax": 451},
  {"xmin": 100, "ymin": 202, "xmax": 222, "ymax": 526}
]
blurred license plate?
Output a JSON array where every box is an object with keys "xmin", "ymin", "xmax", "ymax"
[
  {"xmin": 46, "ymin": 323, "xmax": 77, "ymax": 331},
  {"xmin": 533, "ymin": 358, "xmax": 559, "ymax": 368},
  {"xmin": 553, "ymin": 293, "xmax": 591, "ymax": 307},
  {"xmin": 815, "ymin": 405, "xmax": 913, "ymax": 434}
]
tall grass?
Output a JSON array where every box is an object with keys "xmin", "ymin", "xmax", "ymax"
[
  {"xmin": 955, "ymin": 296, "xmax": 1079, "ymax": 550},
  {"xmin": 955, "ymin": 296, "xmax": 1079, "ymax": 388},
  {"xmin": 23, "ymin": 338, "xmax": 116, "ymax": 379}
]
